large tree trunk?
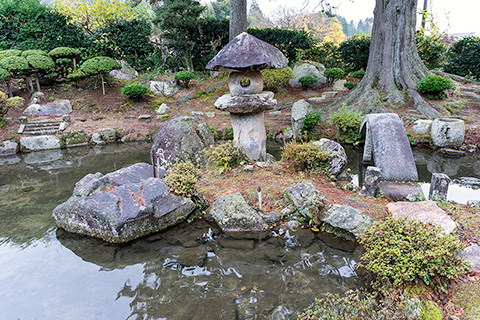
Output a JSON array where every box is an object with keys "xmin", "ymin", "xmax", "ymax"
[
  {"xmin": 229, "ymin": 0, "xmax": 247, "ymax": 41},
  {"xmin": 340, "ymin": 0, "xmax": 445, "ymax": 118}
]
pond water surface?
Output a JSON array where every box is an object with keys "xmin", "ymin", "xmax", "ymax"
[
  {"xmin": 1, "ymin": 142, "xmax": 478, "ymax": 320},
  {"xmin": 0, "ymin": 143, "xmax": 361, "ymax": 320}
]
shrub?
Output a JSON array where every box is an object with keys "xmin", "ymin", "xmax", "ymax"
[
  {"xmin": 344, "ymin": 82, "xmax": 356, "ymax": 90},
  {"xmin": 298, "ymin": 290, "xmax": 417, "ymax": 320},
  {"xmin": 5, "ymin": 96, "xmax": 25, "ymax": 109},
  {"xmin": 248, "ymin": 28, "xmax": 316, "ymax": 65},
  {"xmin": 298, "ymin": 75, "xmax": 318, "ymax": 89},
  {"xmin": 350, "ymin": 70, "xmax": 365, "ymax": 79},
  {"xmin": 324, "ymin": 67, "xmax": 345, "ymax": 83},
  {"xmin": 281, "ymin": 141, "xmax": 330, "ymax": 170},
  {"xmin": 122, "ymin": 83, "xmax": 148, "ymax": 101},
  {"xmin": 296, "ymin": 41, "xmax": 341, "ymax": 69},
  {"xmin": 0, "ymin": 67, "xmax": 9, "ymax": 80},
  {"xmin": 48, "ymin": 47, "xmax": 81, "ymax": 60},
  {"xmin": 0, "ymin": 56, "xmax": 29, "ymax": 73},
  {"xmin": 26, "ymin": 54, "xmax": 55, "ymax": 70},
  {"xmin": 0, "ymin": 49, "xmax": 22, "ymax": 61},
  {"xmin": 339, "ymin": 34, "xmax": 371, "ymax": 72},
  {"xmin": 79, "ymin": 56, "xmax": 121, "ymax": 74},
  {"xmin": 416, "ymin": 75, "xmax": 453, "ymax": 99},
  {"xmin": 174, "ymin": 70, "xmax": 196, "ymax": 88},
  {"xmin": 261, "ymin": 67, "xmax": 293, "ymax": 92},
  {"xmin": 416, "ymin": 33, "xmax": 448, "ymax": 70},
  {"xmin": 21, "ymin": 50, "xmax": 48, "ymax": 57},
  {"xmin": 204, "ymin": 142, "xmax": 249, "ymax": 173},
  {"xmin": 359, "ymin": 217, "xmax": 470, "ymax": 287},
  {"xmin": 330, "ymin": 107, "xmax": 363, "ymax": 144},
  {"xmin": 164, "ymin": 161, "xmax": 201, "ymax": 198},
  {"xmin": 445, "ymin": 36, "xmax": 480, "ymax": 80},
  {"xmin": 302, "ymin": 112, "xmax": 322, "ymax": 137}
]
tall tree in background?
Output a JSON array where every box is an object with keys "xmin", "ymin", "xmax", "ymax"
[
  {"xmin": 229, "ymin": 0, "xmax": 246, "ymax": 40},
  {"xmin": 248, "ymin": 0, "xmax": 272, "ymax": 28},
  {"xmin": 154, "ymin": 0, "xmax": 204, "ymax": 71},
  {"xmin": 339, "ymin": 0, "xmax": 441, "ymax": 117}
]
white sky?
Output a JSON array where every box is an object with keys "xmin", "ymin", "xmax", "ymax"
[{"xmin": 254, "ymin": 0, "xmax": 480, "ymax": 35}]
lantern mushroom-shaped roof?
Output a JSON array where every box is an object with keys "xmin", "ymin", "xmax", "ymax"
[{"xmin": 205, "ymin": 32, "xmax": 288, "ymax": 72}]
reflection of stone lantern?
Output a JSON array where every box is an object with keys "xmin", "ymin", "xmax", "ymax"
[{"xmin": 206, "ymin": 32, "xmax": 288, "ymax": 161}]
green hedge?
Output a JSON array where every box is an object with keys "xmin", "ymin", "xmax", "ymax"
[{"xmin": 445, "ymin": 36, "xmax": 480, "ymax": 80}]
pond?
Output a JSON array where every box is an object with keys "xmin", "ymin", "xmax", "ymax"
[
  {"xmin": 1, "ymin": 142, "xmax": 478, "ymax": 320},
  {"xmin": 0, "ymin": 142, "xmax": 361, "ymax": 320}
]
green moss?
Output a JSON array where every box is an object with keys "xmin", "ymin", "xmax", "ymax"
[{"xmin": 420, "ymin": 301, "xmax": 442, "ymax": 320}]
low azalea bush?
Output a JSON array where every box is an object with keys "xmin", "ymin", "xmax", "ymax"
[
  {"xmin": 282, "ymin": 141, "xmax": 330, "ymax": 170},
  {"xmin": 416, "ymin": 75, "xmax": 453, "ymax": 99},
  {"xmin": 164, "ymin": 161, "xmax": 201, "ymax": 198},
  {"xmin": 204, "ymin": 142, "xmax": 249, "ymax": 173},
  {"xmin": 359, "ymin": 217, "xmax": 469, "ymax": 287}
]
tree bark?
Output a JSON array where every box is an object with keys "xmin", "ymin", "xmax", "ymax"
[
  {"xmin": 229, "ymin": 0, "xmax": 247, "ymax": 41},
  {"xmin": 339, "ymin": 0, "xmax": 445, "ymax": 118}
]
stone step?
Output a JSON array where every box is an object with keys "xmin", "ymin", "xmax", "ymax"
[{"xmin": 23, "ymin": 130, "xmax": 59, "ymax": 135}]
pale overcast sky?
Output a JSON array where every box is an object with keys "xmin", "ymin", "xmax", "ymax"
[{"xmin": 254, "ymin": 0, "xmax": 480, "ymax": 35}]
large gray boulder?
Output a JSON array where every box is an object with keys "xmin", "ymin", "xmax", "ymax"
[
  {"xmin": 0, "ymin": 140, "xmax": 18, "ymax": 157},
  {"xmin": 151, "ymin": 117, "xmax": 214, "ymax": 175},
  {"xmin": 431, "ymin": 118, "xmax": 465, "ymax": 148},
  {"xmin": 322, "ymin": 205, "xmax": 373, "ymax": 237},
  {"xmin": 108, "ymin": 59, "xmax": 138, "ymax": 80},
  {"xmin": 312, "ymin": 138, "xmax": 347, "ymax": 176},
  {"xmin": 289, "ymin": 62, "xmax": 327, "ymax": 89},
  {"xmin": 283, "ymin": 182, "xmax": 327, "ymax": 222},
  {"xmin": 20, "ymin": 135, "xmax": 61, "ymax": 151},
  {"xmin": 23, "ymin": 99, "xmax": 72, "ymax": 116},
  {"xmin": 149, "ymin": 80, "xmax": 181, "ymax": 97},
  {"xmin": 458, "ymin": 245, "xmax": 480, "ymax": 273},
  {"xmin": 52, "ymin": 163, "xmax": 196, "ymax": 243},
  {"xmin": 209, "ymin": 193, "xmax": 269, "ymax": 239}
]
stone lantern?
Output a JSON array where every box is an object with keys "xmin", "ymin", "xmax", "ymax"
[{"xmin": 205, "ymin": 32, "xmax": 288, "ymax": 161}]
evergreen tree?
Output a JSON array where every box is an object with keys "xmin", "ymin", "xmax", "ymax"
[
  {"xmin": 211, "ymin": 0, "xmax": 230, "ymax": 20},
  {"xmin": 247, "ymin": 0, "xmax": 271, "ymax": 28},
  {"xmin": 154, "ymin": 0, "xmax": 204, "ymax": 71}
]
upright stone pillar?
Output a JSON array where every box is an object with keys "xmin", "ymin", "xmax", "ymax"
[{"xmin": 428, "ymin": 173, "xmax": 451, "ymax": 201}]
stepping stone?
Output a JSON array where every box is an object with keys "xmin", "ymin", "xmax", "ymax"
[
  {"xmin": 378, "ymin": 181, "xmax": 425, "ymax": 202},
  {"xmin": 458, "ymin": 245, "xmax": 480, "ymax": 272},
  {"xmin": 386, "ymin": 200, "xmax": 456, "ymax": 234}
]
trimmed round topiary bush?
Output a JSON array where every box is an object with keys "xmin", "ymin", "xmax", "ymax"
[
  {"xmin": 21, "ymin": 50, "xmax": 48, "ymax": 58},
  {"xmin": 324, "ymin": 67, "xmax": 345, "ymax": 81},
  {"xmin": 261, "ymin": 67, "xmax": 294, "ymax": 92},
  {"xmin": 174, "ymin": 70, "xmax": 196, "ymax": 88},
  {"xmin": 0, "ymin": 56, "xmax": 29, "ymax": 73},
  {"xmin": 298, "ymin": 75, "xmax": 318, "ymax": 90},
  {"xmin": 0, "ymin": 49, "xmax": 22, "ymax": 61},
  {"xmin": 344, "ymin": 82, "xmax": 356, "ymax": 90},
  {"xmin": 359, "ymin": 217, "xmax": 470, "ymax": 287},
  {"xmin": 416, "ymin": 74, "xmax": 453, "ymax": 99},
  {"xmin": 0, "ymin": 67, "xmax": 9, "ymax": 80},
  {"xmin": 122, "ymin": 83, "xmax": 149, "ymax": 101},
  {"xmin": 350, "ymin": 69, "xmax": 365, "ymax": 79},
  {"xmin": 79, "ymin": 56, "xmax": 121, "ymax": 75},
  {"xmin": 26, "ymin": 54, "xmax": 55, "ymax": 70},
  {"xmin": 48, "ymin": 47, "xmax": 81, "ymax": 59}
]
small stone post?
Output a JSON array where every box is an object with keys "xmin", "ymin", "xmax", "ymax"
[
  {"xmin": 359, "ymin": 166, "xmax": 381, "ymax": 197},
  {"xmin": 428, "ymin": 173, "xmax": 451, "ymax": 201}
]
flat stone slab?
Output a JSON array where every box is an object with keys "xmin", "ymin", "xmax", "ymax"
[
  {"xmin": 386, "ymin": 200, "xmax": 456, "ymax": 234},
  {"xmin": 361, "ymin": 113, "xmax": 418, "ymax": 182},
  {"xmin": 214, "ymin": 91, "xmax": 276, "ymax": 113},
  {"xmin": 23, "ymin": 99, "xmax": 72, "ymax": 116},
  {"xmin": 458, "ymin": 245, "xmax": 480, "ymax": 273},
  {"xmin": 378, "ymin": 182, "xmax": 425, "ymax": 202},
  {"xmin": 20, "ymin": 135, "xmax": 60, "ymax": 151}
]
